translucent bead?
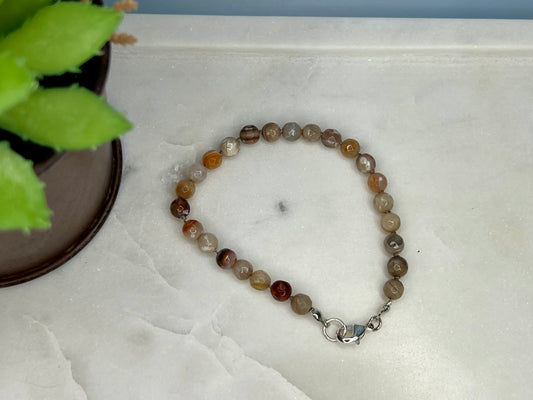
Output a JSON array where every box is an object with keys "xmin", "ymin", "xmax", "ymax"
[
  {"xmin": 282, "ymin": 122, "xmax": 301, "ymax": 141},
  {"xmin": 250, "ymin": 270, "xmax": 271, "ymax": 290},
  {"xmin": 182, "ymin": 219, "xmax": 204, "ymax": 241},
  {"xmin": 262, "ymin": 122, "xmax": 281, "ymax": 142},
  {"xmin": 202, "ymin": 150, "xmax": 222, "ymax": 169},
  {"xmin": 368, "ymin": 173, "xmax": 387, "ymax": 192},
  {"xmin": 302, "ymin": 124, "xmax": 322, "ymax": 142},
  {"xmin": 170, "ymin": 197, "xmax": 190, "ymax": 219},
  {"xmin": 270, "ymin": 280, "xmax": 292, "ymax": 301},
  {"xmin": 175, "ymin": 179, "xmax": 195, "ymax": 199},
  {"xmin": 373, "ymin": 192, "xmax": 394, "ymax": 213},
  {"xmin": 290, "ymin": 293, "xmax": 312, "ymax": 315},
  {"xmin": 321, "ymin": 129, "xmax": 342, "ymax": 148},
  {"xmin": 197, "ymin": 233, "xmax": 218, "ymax": 252},
  {"xmin": 384, "ymin": 233, "xmax": 404, "ymax": 254},
  {"xmin": 340, "ymin": 138, "xmax": 360, "ymax": 158},
  {"xmin": 381, "ymin": 212, "xmax": 401, "ymax": 232},
  {"xmin": 383, "ymin": 278, "xmax": 404, "ymax": 300},
  {"xmin": 387, "ymin": 256, "xmax": 408, "ymax": 278},
  {"xmin": 240, "ymin": 125, "xmax": 260, "ymax": 144},
  {"xmin": 232, "ymin": 259, "xmax": 253, "ymax": 280},
  {"xmin": 220, "ymin": 137, "xmax": 240, "ymax": 157},
  {"xmin": 216, "ymin": 248, "xmax": 237, "ymax": 269},
  {"xmin": 356, "ymin": 153, "xmax": 376, "ymax": 174},
  {"xmin": 187, "ymin": 162, "xmax": 207, "ymax": 183}
]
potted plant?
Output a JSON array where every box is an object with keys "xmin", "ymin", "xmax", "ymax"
[{"xmin": 0, "ymin": 0, "xmax": 135, "ymax": 286}]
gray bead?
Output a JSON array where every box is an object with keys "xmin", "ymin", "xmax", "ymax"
[
  {"xmin": 384, "ymin": 233, "xmax": 404, "ymax": 254},
  {"xmin": 282, "ymin": 122, "xmax": 301, "ymax": 141},
  {"xmin": 197, "ymin": 233, "xmax": 218, "ymax": 252},
  {"xmin": 187, "ymin": 162, "xmax": 207, "ymax": 183},
  {"xmin": 220, "ymin": 137, "xmax": 240, "ymax": 157}
]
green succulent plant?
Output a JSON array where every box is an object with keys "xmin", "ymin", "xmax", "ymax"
[{"xmin": 0, "ymin": 0, "xmax": 133, "ymax": 232}]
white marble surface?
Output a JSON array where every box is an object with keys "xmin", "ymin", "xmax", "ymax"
[{"xmin": 1, "ymin": 14, "xmax": 533, "ymax": 400}]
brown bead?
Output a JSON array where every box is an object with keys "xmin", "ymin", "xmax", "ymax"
[
  {"xmin": 175, "ymin": 179, "xmax": 196, "ymax": 199},
  {"xmin": 216, "ymin": 248, "xmax": 237, "ymax": 269},
  {"xmin": 262, "ymin": 122, "xmax": 281, "ymax": 142},
  {"xmin": 182, "ymin": 219, "xmax": 204, "ymax": 241},
  {"xmin": 340, "ymin": 138, "xmax": 360, "ymax": 158},
  {"xmin": 240, "ymin": 125, "xmax": 260, "ymax": 144},
  {"xmin": 387, "ymin": 256, "xmax": 408, "ymax": 278},
  {"xmin": 356, "ymin": 153, "xmax": 376, "ymax": 174},
  {"xmin": 368, "ymin": 173, "xmax": 387, "ymax": 192},
  {"xmin": 250, "ymin": 270, "xmax": 271, "ymax": 290},
  {"xmin": 384, "ymin": 233, "xmax": 404, "ymax": 254},
  {"xmin": 381, "ymin": 212, "xmax": 401, "ymax": 232},
  {"xmin": 383, "ymin": 278, "xmax": 404, "ymax": 300},
  {"xmin": 321, "ymin": 129, "xmax": 342, "ymax": 148},
  {"xmin": 302, "ymin": 124, "xmax": 322, "ymax": 142},
  {"xmin": 290, "ymin": 293, "xmax": 312, "ymax": 315},
  {"xmin": 374, "ymin": 192, "xmax": 394, "ymax": 213},
  {"xmin": 202, "ymin": 150, "xmax": 222, "ymax": 169},
  {"xmin": 170, "ymin": 197, "xmax": 190, "ymax": 219},
  {"xmin": 232, "ymin": 259, "xmax": 253, "ymax": 280},
  {"xmin": 270, "ymin": 280, "xmax": 292, "ymax": 301}
]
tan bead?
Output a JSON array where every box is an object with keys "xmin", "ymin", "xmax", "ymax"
[
  {"xmin": 197, "ymin": 233, "xmax": 218, "ymax": 252},
  {"xmin": 384, "ymin": 233, "xmax": 404, "ymax": 254},
  {"xmin": 232, "ymin": 259, "xmax": 253, "ymax": 280},
  {"xmin": 220, "ymin": 137, "xmax": 240, "ymax": 157},
  {"xmin": 202, "ymin": 150, "xmax": 222, "ymax": 169},
  {"xmin": 302, "ymin": 124, "xmax": 322, "ymax": 142},
  {"xmin": 383, "ymin": 278, "xmax": 404, "ymax": 300},
  {"xmin": 356, "ymin": 153, "xmax": 376, "ymax": 174},
  {"xmin": 368, "ymin": 173, "xmax": 387, "ymax": 192},
  {"xmin": 321, "ymin": 129, "xmax": 342, "ymax": 148},
  {"xmin": 175, "ymin": 179, "xmax": 195, "ymax": 199},
  {"xmin": 290, "ymin": 294, "xmax": 312, "ymax": 315},
  {"xmin": 240, "ymin": 125, "xmax": 260, "ymax": 144},
  {"xmin": 262, "ymin": 122, "xmax": 281, "ymax": 142},
  {"xmin": 381, "ymin": 212, "xmax": 401, "ymax": 232},
  {"xmin": 387, "ymin": 256, "xmax": 408, "ymax": 278},
  {"xmin": 340, "ymin": 138, "xmax": 360, "ymax": 158},
  {"xmin": 182, "ymin": 219, "xmax": 204, "ymax": 241},
  {"xmin": 282, "ymin": 122, "xmax": 301, "ymax": 141},
  {"xmin": 249, "ymin": 270, "xmax": 271, "ymax": 290},
  {"xmin": 374, "ymin": 192, "xmax": 394, "ymax": 213}
]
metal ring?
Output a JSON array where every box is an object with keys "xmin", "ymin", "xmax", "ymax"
[
  {"xmin": 367, "ymin": 315, "xmax": 382, "ymax": 331},
  {"xmin": 323, "ymin": 318, "xmax": 347, "ymax": 342}
]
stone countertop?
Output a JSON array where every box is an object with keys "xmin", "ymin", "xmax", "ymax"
[{"xmin": 1, "ymin": 14, "xmax": 532, "ymax": 400}]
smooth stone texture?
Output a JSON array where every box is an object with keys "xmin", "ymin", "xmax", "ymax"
[
  {"xmin": 340, "ymin": 138, "xmax": 360, "ymax": 158},
  {"xmin": 383, "ymin": 278, "xmax": 404, "ymax": 300},
  {"xmin": 321, "ymin": 128, "xmax": 342, "ymax": 148},
  {"xmin": 262, "ymin": 122, "xmax": 281, "ymax": 142},
  {"xmin": 302, "ymin": 124, "xmax": 322, "ymax": 141},
  {"xmin": 384, "ymin": 233, "xmax": 405, "ymax": 254},
  {"xmin": 290, "ymin": 293, "xmax": 312, "ymax": 315},
  {"xmin": 202, "ymin": 150, "xmax": 223, "ymax": 169},
  {"xmin": 187, "ymin": 162, "xmax": 208, "ymax": 182},
  {"xmin": 249, "ymin": 270, "xmax": 271, "ymax": 290},
  {"xmin": 220, "ymin": 136, "xmax": 240, "ymax": 157},
  {"xmin": 381, "ymin": 212, "xmax": 401, "ymax": 232},
  {"xmin": 170, "ymin": 197, "xmax": 190, "ymax": 219},
  {"xmin": 182, "ymin": 219, "xmax": 204, "ymax": 240},
  {"xmin": 356, "ymin": 153, "xmax": 376, "ymax": 174},
  {"xmin": 282, "ymin": 122, "xmax": 301, "ymax": 141},
  {"xmin": 368, "ymin": 172, "xmax": 387, "ymax": 192},
  {"xmin": 387, "ymin": 255, "xmax": 408, "ymax": 277},
  {"xmin": 232, "ymin": 259, "xmax": 253, "ymax": 280},
  {"xmin": 175, "ymin": 179, "xmax": 196, "ymax": 199},
  {"xmin": 197, "ymin": 232, "xmax": 218, "ymax": 252},
  {"xmin": 270, "ymin": 280, "xmax": 292, "ymax": 301},
  {"xmin": 240, "ymin": 125, "xmax": 260, "ymax": 144},
  {"xmin": 216, "ymin": 248, "xmax": 237, "ymax": 269},
  {"xmin": 374, "ymin": 192, "xmax": 394, "ymax": 213}
]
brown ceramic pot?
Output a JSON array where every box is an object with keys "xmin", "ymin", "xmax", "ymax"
[{"xmin": 0, "ymin": 38, "xmax": 123, "ymax": 287}]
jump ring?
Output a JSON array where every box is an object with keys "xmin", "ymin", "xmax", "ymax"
[{"xmin": 323, "ymin": 318, "xmax": 347, "ymax": 342}]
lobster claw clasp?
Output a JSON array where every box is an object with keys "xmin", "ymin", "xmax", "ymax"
[{"xmin": 336, "ymin": 323, "xmax": 367, "ymax": 344}]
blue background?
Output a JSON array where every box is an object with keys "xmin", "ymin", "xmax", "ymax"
[{"xmin": 107, "ymin": 0, "xmax": 533, "ymax": 19}]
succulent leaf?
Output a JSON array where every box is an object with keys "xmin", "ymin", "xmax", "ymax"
[
  {"xmin": 0, "ymin": 0, "xmax": 55, "ymax": 36},
  {"xmin": 0, "ymin": 2, "xmax": 123, "ymax": 75},
  {"xmin": 0, "ymin": 141, "xmax": 52, "ymax": 231},
  {"xmin": 0, "ymin": 53, "xmax": 37, "ymax": 114},
  {"xmin": 0, "ymin": 86, "xmax": 133, "ymax": 150}
]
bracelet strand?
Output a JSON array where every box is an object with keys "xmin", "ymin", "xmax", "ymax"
[{"xmin": 170, "ymin": 122, "xmax": 408, "ymax": 345}]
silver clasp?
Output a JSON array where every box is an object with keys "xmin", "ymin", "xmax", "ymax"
[{"xmin": 337, "ymin": 323, "xmax": 367, "ymax": 344}]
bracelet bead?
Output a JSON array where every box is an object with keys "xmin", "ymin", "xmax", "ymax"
[
  {"xmin": 384, "ymin": 233, "xmax": 404, "ymax": 254},
  {"xmin": 240, "ymin": 125, "xmax": 260, "ymax": 144},
  {"xmin": 232, "ymin": 259, "xmax": 254, "ymax": 280},
  {"xmin": 302, "ymin": 124, "xmax": 322, "ymax": 142},
  {"xmin": 340, "ymin": 138, "xmax": 360, "ymax": 158},
  {"xmin": 381, "ymin": 212, "xmax": 401, "ymax": 232},
  {"xmin": 383, "ymin": 278, "xmax": 404, "ymax": 300},
  {"xmin": 216, "ymin": 248, "xmax": 237, "ymax": 269},
  {"xmin": 182, "ymin": 219, "xmax": 204, "ymax": 241},
  {"xmin": 321, "ymin": 129, "xmax": 342, "ymax": 148},
  {"xmin": 197, "ymin": 232, "xmax": 218, "ymax": 253},
  {"xmin": 387, "ymin": 256, "xmax": 408, "ymax": 278},
  {"xmin": 270, "ymin": 280, "xmax": 292, "ymax": 301},
  {"xmin": 282, "ymin": 122, "xmax": 302, "ymax": 141},
  {"xmin": 170, "ymin": 197, "xmax": 190, "ymax": 219},
  {"xmin": 262, "ymin": 122, "xmax": 282, "ymax": 142},
  {"xmin": 202, "ymin": 150, "xmax": 223, "ymax": 169},
  {"xmin": 368, "ymin": 172, "xmax": 388, "ymax": 192},
  {"xmin": 356, "ymin": 153, "xmax": 376, "ymax": 174},
  {"xmin": 249, "ymin": 270, "xmax": 271, "ymax": 290},
  {"xmin": 175, "ymin": 179, "xmax": 195, "ymax": 199},
  {"xmin": 373, "ymin": 192, "xmax": 394, "ymax": 213},
  {"xmin": 290, "ymin": 293, "xmax": 313, "ymax": 315},
  {"xmin": 187, "ymin": 162, "xmax": 208, "ymax": 183},
  {"xmin": 220, "ymin": 137, "xmax": 240, "ymax": 157}
]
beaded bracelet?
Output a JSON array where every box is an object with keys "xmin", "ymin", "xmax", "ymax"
[{"xmin": 170, "ymin": 122, "xmax": 407, "ymax": 345}]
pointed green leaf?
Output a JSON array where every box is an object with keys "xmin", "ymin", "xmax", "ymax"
[
  {"xmin": 0, "ymin": 141, "xmax": 51, "ymax": 231},
  {"xmin": 0, "ymin": 54, "xmax": 37, "ymax": 114},
  {"xmin": 0, "ymin": 0, "xmax": 55, "ymax": 36},
  {"xmin": 0, "ymin": 2, "xmax": 123, "ymax": 75},
  {"xmin": 0, "ymin": 87, "xmax": 133, "ymax": 150}
]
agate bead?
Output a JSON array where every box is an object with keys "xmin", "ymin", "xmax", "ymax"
[
  {"xmin": 270, "ymin": 280, "xmax": 292, "ymax": 301},
  {"xmin": 282, "ymin": 122, "xmax": 301, "ymax": 141},
  {"xmin": 290, "ymin": 293, "xmax": 312, "ymax": 315},
  {"xmin": 262, "ymin": 122, "xmax": 281, "ymax": 142},
  {"xmin": 197, "ymin": 233, "xmax": 218, "ymax": 253},
  {"xmin": 387, "ymin": 256, "xmax": 408, "ymax": 278},
  {"xmin": 175, "ymin": 179, "xmax": 195, "ymax": 199},
  {"xmin": 170, "ymin": 197, "xmax": 190, "ymax": 219},
  {"xmin": 356, "ymin": 153, "xmax": 376, "ymax": 174},
  {"xmin": 240, "ymin": 125, "xmax": 260, "ymax": 144},
  {"xmin": 182, "ymin": 219, "xmax": 204, "ymax": 241},
  {"xmin": 220, "ymin": 137, "xmax": 240, "ymax": 157},
  {"xmin": 373, "ymin": 192, "xmax": 394, "ymax": 213},
  {"xmin": 250, "ymin": 270, "xmax": 271, "ymax": 290},
  {"xmin": 383, "ymin": 278, "xmax": 404, "ymax": 300},
  {"xmin": 187, "ymin": 163, "xmax": 207, "ymax": 183},
  {"xmin": 340, "ymin": 138, "xmax": 360, "ymax": 158},
  {"xmin": 232, "ymin": 259, "xmax": 254, "ymax": 280},
  {"xmin": 368, "ymin": 173, "xmax": 387, "ymax": 192},
  {"xmin": 202, "ymin": 150, "xmax": 222, "ymax": 169},
  {"xmin": 381, "ymin": 212, "xmax": 401, "ymax": 232},
  {"xmin": 216, "ymin": 248, "xmax": 237, "ymax": 269},
  {"xmin": 384, "ymin": 233, "xmax": 404, "ymax": 254},
  {"xmin": 302, "ymin": 124, "xmax": 322, "ymax": 142},
  {"xmin": 321, "ymin": 129, "xmax": 342, "ymax": 148}
]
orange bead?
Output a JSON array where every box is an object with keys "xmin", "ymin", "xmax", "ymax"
[
  {"xmin": 340, "ymin": 138, "xmax": 360, "ymax": 158},
  {"xmin": 368, "ymin": 173, "xmax": 387, "ymax": 192},
  {"xmin": 202, "ymin": 150, "xmax": 222, "ymax": 169},
  {"xmin": 175, "ymin": 179, "xmax": 195, "ymax": 199}
]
